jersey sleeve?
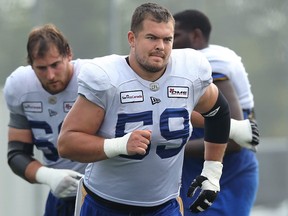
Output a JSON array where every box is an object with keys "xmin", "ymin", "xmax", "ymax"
[
  {"xmin": 194, "ymin": 51, "xmax": 213, "ymax": 103},
  {"xmin": 77, "ymin": 60, "xmax": 116, "ymax": 110},
  {"xmin": 212, "ymin": 72, "xmax": 229, "ymax": 81},
  {"xmin": 3, "ymin": 67, "xmax": 27, "ymax": 116},
  {"xmin": 175, "ymin": 49, "xmax": 213, "ymax": 107},
  {"xmin": 203, "ymin": 45, "xmax": 254, "ymax": 109},
  {"xmin": 8, "ymin": 113, "xmax": 30, "ymax": 129},
  {"xmin": 3, "ymin": 67, "xmax": 32, "ymax": 129}
]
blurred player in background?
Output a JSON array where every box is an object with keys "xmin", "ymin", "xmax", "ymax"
[
  {"xmin": 173, "ymin": 9, "xmax": 259, "ymax": 216},
  {"xmin": 3, "ymin": 23, "xmax": 87, "ymax": 216}
]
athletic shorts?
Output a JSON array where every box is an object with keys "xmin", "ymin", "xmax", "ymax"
[
  {"xmin": 79, "ymin": 183, "xmax": 183, "ymax": 216},
  {"xmin": 44, "ymin": 191, "xmax": 76, "ymax": 216}
]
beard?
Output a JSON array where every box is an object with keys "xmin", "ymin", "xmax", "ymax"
[{"xmin": 135, "ymin": 53, "xmax": 166, "ymax": 74}]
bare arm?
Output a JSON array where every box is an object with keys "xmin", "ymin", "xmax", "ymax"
[
  {"xmin": 8, "ymin": 121, "xmax": 84, "ymax": 198},
  {"xmin": 215, "ymin": 79, "xmax": 243, "ymax": 152},
  {"xmin": 186, "ymin": 79, "xmax": 243, "ymax": 158},
  {"xmin": 215, "ymin": 79, "xmax": 243, "ymax": 119},
  {"xmin": 187, "ymin": 83, "xmax": 230, "ymax": 213},
  {"xmin": 57, "ymin": 95, "xmax": 108, "ymax": 162},
  {"xmin": 58, "ymin": 95, "xmax": 151, "ymax": 163}
]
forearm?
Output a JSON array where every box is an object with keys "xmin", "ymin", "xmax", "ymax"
[
  {"xmin": 185, "ymin": 138, "xmax": 240, "ymax": 158},
  {"xmin": 58, "ymin": 130, "xmax": 149, "ymax": 162},
  {"xmin": 204, "ymin": 142, "xmax": 227, "ymax": 162},
  {"xmin": 25, "ymin": 160, "xmax": 43, "ymax": 183},
  {"xmin": 58, "ymin": 131, "xmax": 107, "ymax": 163},
  {"xmin": 225, "ymin": 139, "xmax": 242, "ymax": 153},
  {"xmin": 185, "ymin": 138, "xmax": 205, "ymax": 158}
]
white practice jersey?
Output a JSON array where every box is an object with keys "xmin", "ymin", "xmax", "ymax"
[
  {"xmin": 201, "ymin": 45, "xmax": 254, "ymax": 109},
  {"xmin": 78, "ymin": 49, "xmax": 212, "ymax": 206},
  {"xmin": 4, "ymin": 59, "xmax": 87, "ymax": 173}
]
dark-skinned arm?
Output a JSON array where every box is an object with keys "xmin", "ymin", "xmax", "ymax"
[{"xmin": 186, "ymin": 79, "xmax": 243, "ymax": 158}]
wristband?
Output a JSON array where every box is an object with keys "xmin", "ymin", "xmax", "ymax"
[
  {"xmin": 35, "ymin": 166, "xmax": 51, "ymax": 185},
  {"xmin": 103, "ymin": 133, "xmax": 131, "ymax": 158},
  {"xmin": 200, "ymin": 161, "xmax": 223, "ymax": 191},
  {"xmin": 230, "ymin": 119, "xmax": 252, "ymax": 142}
]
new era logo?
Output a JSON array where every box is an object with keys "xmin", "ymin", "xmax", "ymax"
[
  {"xmin": 150, "ymin": 96, "xmax": 161, "ymax": 105},
  {"xmin": 48, "ymin": 109, "xmax": 58, "ymax": 117}
]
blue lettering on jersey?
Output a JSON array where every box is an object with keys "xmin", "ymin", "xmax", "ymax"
[
  {"xmin": 29, "ymin": 120, "xmax": 60, "ymax": 161},
  {"xmin": 115, "ymin": 108, "xmax": 190, "ymax": 160}
]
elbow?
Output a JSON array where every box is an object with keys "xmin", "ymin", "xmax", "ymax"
[{"xmin": 57, "ymin": 135, "xmax": 69, "ymax": 158}]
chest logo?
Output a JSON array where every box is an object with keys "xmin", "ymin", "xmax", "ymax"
[
  {"xmin": 23, "ymin": 102, "xmax": 42, "ymax": 113},
  {"xmin": 120, "ymin": 90, "xmax": 144, "ymax": 104},
  {"xmin": 63, "ymin": 102, "xmax": 74, "ymax": 113},
  {"xmin": 167, "ymin": 86, "xmax": 189, "ymax": 98}
]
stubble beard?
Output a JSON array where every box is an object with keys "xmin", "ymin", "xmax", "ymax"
[{"xmin": 135, "ymin": 54, "xmax": 166, "ymax": 74}]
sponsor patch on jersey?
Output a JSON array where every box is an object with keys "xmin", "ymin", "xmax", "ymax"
[
  {"xmin": 23, "ymin": 102, "xmax": 42, "ymax": 113},
  {"xmin": 120, "ymin": 90, "xmax": 144, "ymax": 103},
  {"xmin": 63, "ymin": 102, "xmax": 74, "ymax": 112},
  {"xmin": 167, "ymin": 86, "xmax": 189, "ymax": 98}
]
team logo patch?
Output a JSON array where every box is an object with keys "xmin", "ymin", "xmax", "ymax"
[
  {"xmin": 150, "ymin": 96, "xmax": 161, "ymax": 105},
  {"xmin": 149, "ymin": 82, "xmax": 160, "ymax": 91},
  {"xmin": 167, "ymin": 86, "xmax": 189, "ymax": 98},
  {"xmin": 23, "ymin": 102, "xmax": 42, "ymax": 113},
  {"xmin": 63, "ymin": 102, "xmax": 74, "ymax": 112},
  {"xmin": 120, "ymin": 90, "xmax": 144, "ymax": 103},
  {"xmin": 48, "ymin": 96, "xmax": 57, "ymax": 104}
]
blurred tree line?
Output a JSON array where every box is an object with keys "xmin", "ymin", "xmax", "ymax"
[{"xmin": 0, "ymin": 0, "xmax": 287, "ymax": 137}]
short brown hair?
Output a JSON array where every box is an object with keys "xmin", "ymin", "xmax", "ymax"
[
  {"xmin": 26, "ymin": 23, "xmax": 71, "ymax": 65},
  {"xmin": 130, "ymin": 2, "xmax": 174, "ymax": 35}
]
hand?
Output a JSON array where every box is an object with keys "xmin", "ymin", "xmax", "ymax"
[
  {"xmin": 230, "ymin": 119, "xmax": 259, "ymax": 152},
  {"xmin": 104, "ymin": 130, "xmax": 151, "ymax": 158},
  {"xmin": 127, "ymin": 130, "xmax": 151, "ymax": 155},
  {"xmin": 187, "ymin": 161, "xmax": 222, "ymax": 213},
  {"xmin": 36, "ymin": 167, "xmax": 83, "ymax": 198}
]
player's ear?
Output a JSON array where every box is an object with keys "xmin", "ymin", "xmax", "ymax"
[
  {"xmin": 189, "ymin": 28, "xmax": 204, "ymax": 49},
  {"xmin": 66, "ymin": 45, "xmax": 73, "ymax": 61},
  {"xmin": 128, "ymin": 31, "xmax": 136, "ymax": 48},
  {"xmin": 188, "ymin": 29, "xmax": 200, "ymax": 42}
]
